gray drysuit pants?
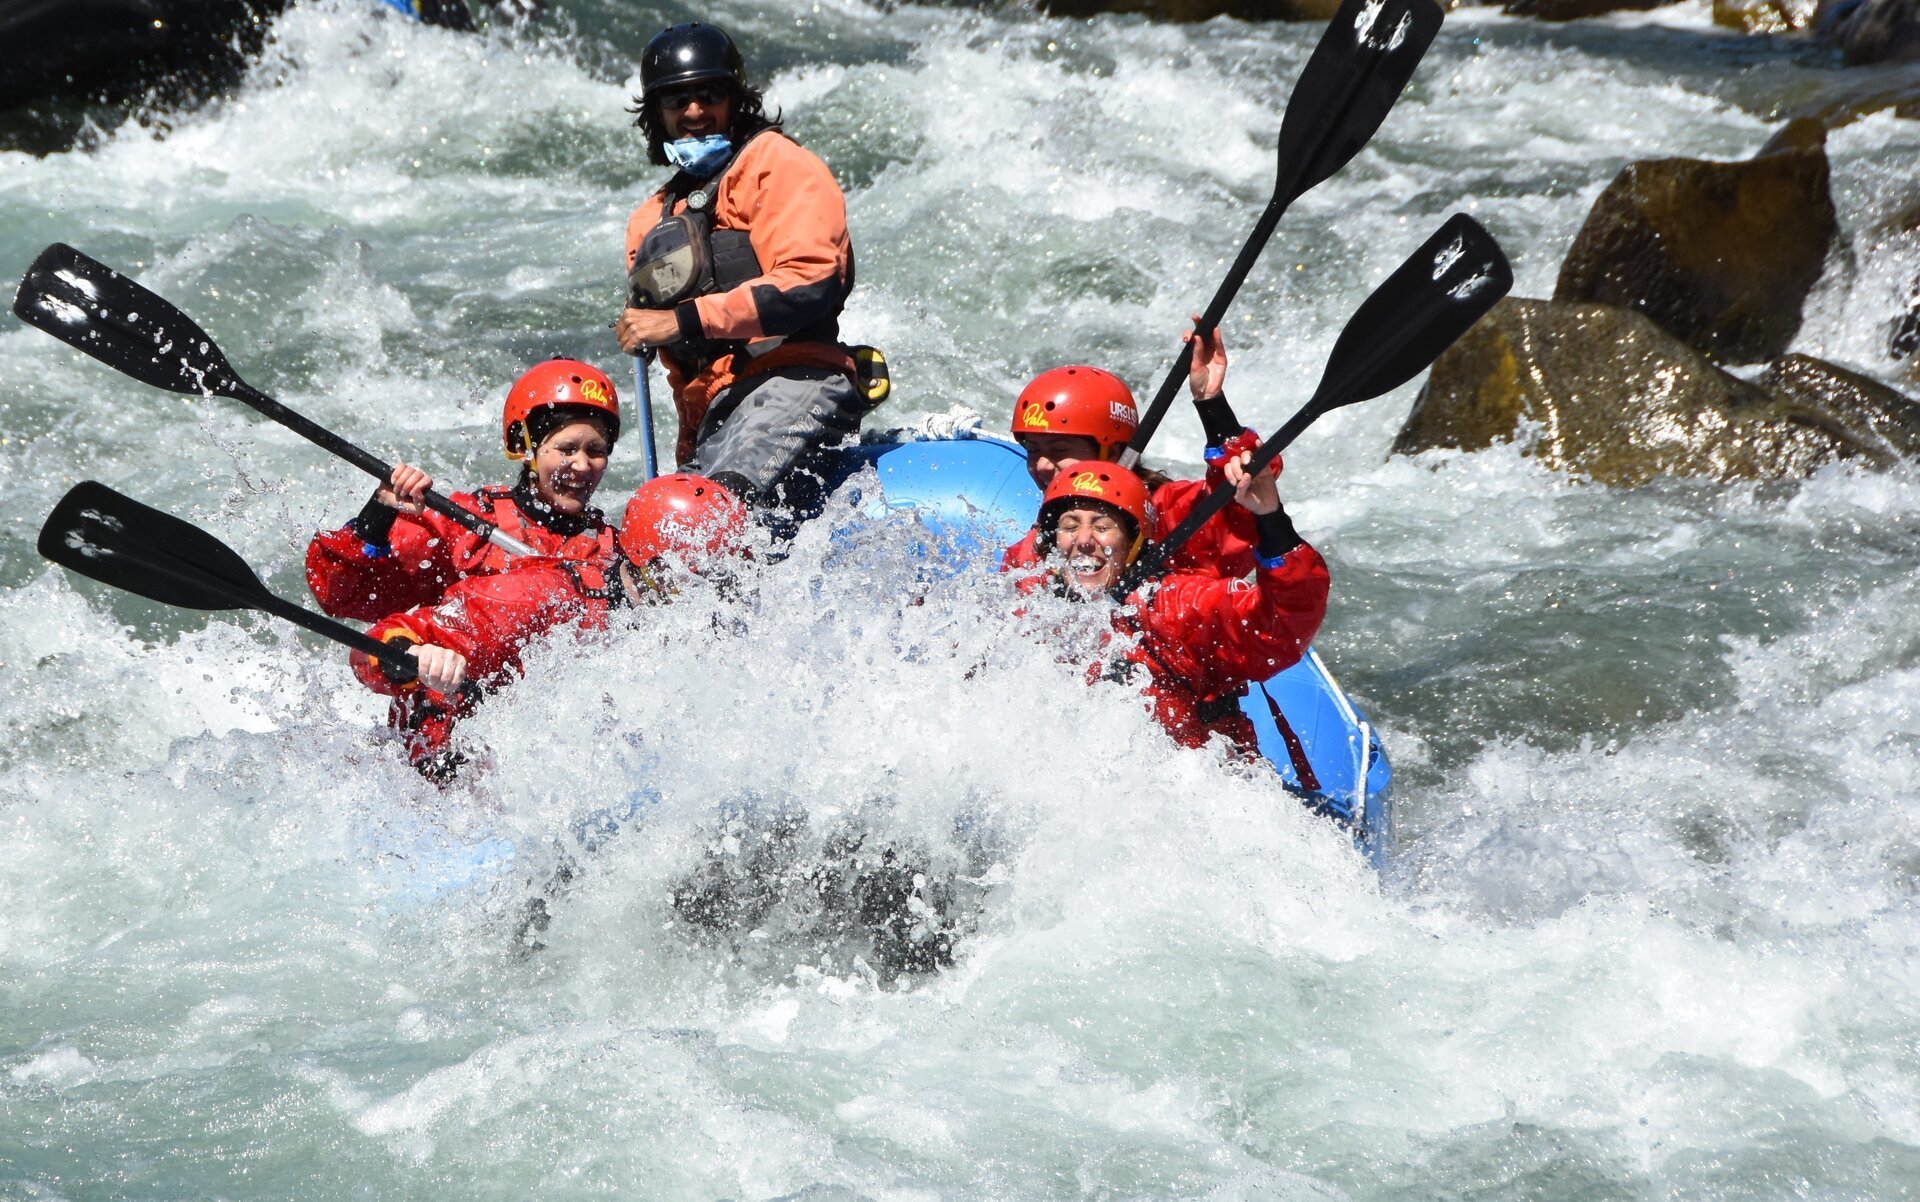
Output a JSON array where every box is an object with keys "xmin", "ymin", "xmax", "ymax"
[{"xmin": 683, "ymin": 364, "xmax": 865, "ymax": 511}]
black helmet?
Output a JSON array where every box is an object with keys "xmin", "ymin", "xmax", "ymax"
[{"xmin": 641, "ymin": 23, "xmax": 745, "ymax": 96}]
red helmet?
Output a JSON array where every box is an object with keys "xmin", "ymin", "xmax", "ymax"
[
  {"xmin": 503, "ymin": 359, "xmax": 621, "ymax": 460},
  {"xmin": 1037, "ymin": 463, "xmax": 1154, "ymax": 565},
  {"xmin": 1010, "ymin": 366, "xmax": 1138, "ymax": 460},
  {"xmin": 619, "ymin": 473, "xmax": 748, "ymax": 569}
]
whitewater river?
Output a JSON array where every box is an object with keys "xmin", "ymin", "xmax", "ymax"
[{"xmin": 4, "ymin": 0, "xmax": 1919, "ymax": 1196}]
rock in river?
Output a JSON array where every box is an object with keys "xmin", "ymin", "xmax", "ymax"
[
  {"xmin": 1391, "ymin": 297, "xmax": 1920, "ymax": 484},
  {"xmin": 1814, "ymin": 0, "xmax": 1920, "ymax": 63},
  {"xmin": 1553, "ymin": 122, "xmax": 1839, "ymax": 365}
]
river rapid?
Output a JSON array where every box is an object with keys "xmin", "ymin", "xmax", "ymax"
[{"xmin": 3, "ymin": 0, "xmax": 1920, "ymax": 1197}]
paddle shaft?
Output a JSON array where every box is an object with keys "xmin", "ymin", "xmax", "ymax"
[
  {"xmin": 104, "ymin": 533, "xmax": 425, "ymax": 682},
  {"xmin": 40, "ymin": 480, "xmax": 496, "ymax": 702},
  {"xmin": 262, "ymin": 589, "xmax": 486, "ymax": 705},
  {"xmin": 120, "ymin": 548, "xmax": 486, "ymax": 702},
  {"xmin": 1122, "ymin": 214, "xmax": 1512, "ymax": 591},
  {"xmin": 1119, "ymin": 0, "xmax": 1442, "ymax": 470},
  {"xmin": 12, "ymin": 242, "xmax": 538, "ymax": 558},
  {"xmin": 1122, "ymin": 402, "xmax": 1312, "ymax": 591},
  {"xmin": 224, "ymin": 380, "xmax": 540, "ymax": 557},
  {"xmin": 1119, "ymin": 191, "xmax": 1296, "ymax": 470},
  {"xmin": 240, "ymin": 583, "xmax": 422, "ymax": 678},
  {"xmin": 633, "ymin": 352, "xmax": 660, "ymax": 481}
]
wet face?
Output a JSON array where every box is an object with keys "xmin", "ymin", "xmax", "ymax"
[
  {"xmin": 531, "ymin": 419, "xmax": 612, "ymax": 514},
  {"xmin": 1020, "ymin": 433, "xmax": 1103, "ymax": 490},
  {"xmin": 1049, "ymin": 501, "xmax": 1132, "ymax": 593},
  {"xmin": 658, "ymin": 80, "xmax": 733, "ymax": 141}
]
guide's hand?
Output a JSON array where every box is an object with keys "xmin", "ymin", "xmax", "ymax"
[{"xmin": 616, "ymin": 307, "xmax": 681, "ymax": 354}]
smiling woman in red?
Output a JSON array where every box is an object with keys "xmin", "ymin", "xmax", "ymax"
[
  {"xmin": 1016, "ymin": 460, "xmax": 1328, "ymax": 753},
  {"xmin": 305, "ymin": 359, "xmax": 624, "ymax": 622}
]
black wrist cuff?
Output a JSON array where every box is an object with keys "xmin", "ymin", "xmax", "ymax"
[
  {"xmin": 675, "ymin": 300, "xmax": 705, "ymax": 344},
  {"xmin": 1195, "ymin": 392, "xmax": 1242, "ymax": 447},
  {"xmin": 349, "ymin": 497, "xmax": 399, "ymax": 546},
  {"xmin": 1255, "ymin": 507, "xmax": 1303, "ymax": 562}
]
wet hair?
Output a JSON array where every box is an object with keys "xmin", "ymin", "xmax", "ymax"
[
  {"xmin": 523, "ymin": 405, "xmax": 617, "ymax": 454},
  {"xmin": 626, "ymin": 79, "xmax": 781, "ymax": 168}
]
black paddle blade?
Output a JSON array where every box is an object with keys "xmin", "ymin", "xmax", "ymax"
[
  {"xmin": 1309, "ymin": 212, "xmax": 1511, "ymax": 413},
  {"xmin": 39, "ymin": 481, "xmax": 270, "ymax": 613},
  {"xmin": 13, "ymin": 243, "xmax": 242, "ymax": 398},
  {"xmin": 1278, "ymin": 0, "xmax": 1444, "ymax": 198}
]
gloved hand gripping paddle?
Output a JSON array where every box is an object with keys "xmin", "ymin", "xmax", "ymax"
[
  {"xmin": 13, "ymin": 243, "xmax": 539, "ymax": 558},
  {"xmin": 1118, "ymin": 0, "xmax": 1445, "ymax": 471},
  {"xmin": 38, "ymin": 480, "xmax": 480, "ymax": 701},
  {"xmin": 1118, "ymin": 213, "xmax": 1513, "ymax": 595}
]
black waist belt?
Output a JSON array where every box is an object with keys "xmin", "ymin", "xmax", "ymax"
[{"xmin": 1194, "ymin": 686, "xmax": 1248, "ymax": 725}]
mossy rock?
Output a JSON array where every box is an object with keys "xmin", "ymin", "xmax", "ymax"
[
  {"xmin": 1714, "ymin": 0, "xmax": 1817, "ymax": 31},
  {"xmin": 1391, "ymin": 297, "xmax": 1920, "ymax": 483},
  {"xmin": 1553, "ymin": 124, "xmax": 1838, "ymax": 365},
  {"xmin": 1813, "ymin": 0, "xmax": 1920, "ymax": 63},
  {"xmin": 1759, "ymin": 354, "xmax": 1920, "ymax": 461}
]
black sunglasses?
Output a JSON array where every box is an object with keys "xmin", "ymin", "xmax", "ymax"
[{"xmin": 657, "ymin": 82, "xmax": 730, "ymax": 111}]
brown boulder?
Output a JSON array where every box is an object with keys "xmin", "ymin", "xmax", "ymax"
[
  {"xmin": 1760, "ymin": 354, "xmax": 1920, "ymax": 460},
  {"xmin": 1714, "ymin": 0, "xmax": 1817, "ymax": 30},
  {"xmin": 1390, "ymin": 297, "xmax": 1920, "ymax": 483},
  {"xmin": 1814, "ymin": 0, "xmax": 1920, "ymax": 63},
  {"xmin": 1035, "ymin": 0, "xmax": 1342, "ymax": 18},
  {"xmin": 1779, "ymin": 70, "xmax": 1920, "ymax": 126},
  {"xmin": 1553, "ymin": 123, "xmax": 1838, "ymax": 365}
]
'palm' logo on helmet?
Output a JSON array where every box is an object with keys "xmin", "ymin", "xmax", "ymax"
[
  {"xmin": 1021, "ymin": 402, "xmax": 1049, "ymax": 428},
  {"xmin": 1071, "ymin": 471, "xmax": 1104, "ymax": 495},
  {"xmin": 580, "ymin": 378, "xmax": 614, "ymax": 406}
]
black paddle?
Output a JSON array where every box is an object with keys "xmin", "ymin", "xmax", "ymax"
[
  {"xmin": 1117, "ymin": 212, "xmax": 1511, "ymax": 593},
  {"xmin": 13, "ymin": 243, "xmax": 540, "ymax": 557},
  {"xmin": 39, "ymin": 480, "xmax": 442, "ymax": 689},
  {"xmin": 1118, "ymin": 0, "xmax": 1445, "ymax": 471}
]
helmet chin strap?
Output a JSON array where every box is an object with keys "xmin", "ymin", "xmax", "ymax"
[
  {"xmin": 616, "ymin": 558, "xmax": 676, "ymax": 606},
  {"xmin": 505, "ymin": 420, "xmax": 535, "ymax": 462}
]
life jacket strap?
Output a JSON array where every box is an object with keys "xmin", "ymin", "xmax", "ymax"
[{"xmin": 1259, "ymin": 681, "xmax": 1321, "ymax": 794}]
